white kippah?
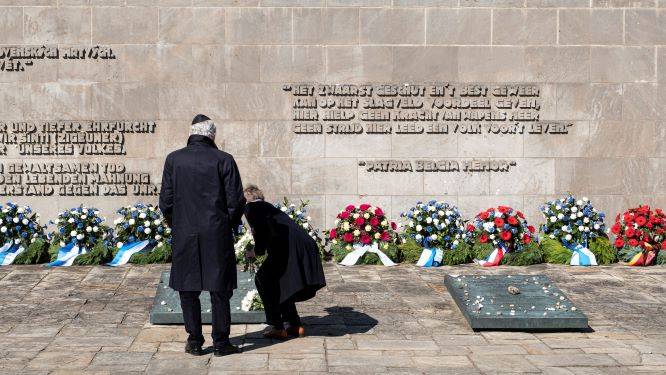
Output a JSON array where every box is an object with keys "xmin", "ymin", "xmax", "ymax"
[{"xmin": 190, "ymin": 119, "xmax": 216, "ymax": 140}]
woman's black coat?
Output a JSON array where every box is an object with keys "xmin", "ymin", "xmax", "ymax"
[
  {"xmin": 159, "ymin": 135, "xmax": 245, "ymax": 292},
  {"xmin": 244, "ymin": 200, "xmax": 326, "ymax": 303}
]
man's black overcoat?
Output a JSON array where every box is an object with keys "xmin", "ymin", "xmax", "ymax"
[
  {"xmin": 159, "ymin": 135, "xmax": 245, "ymax": 292},
  {"xmin": 244, "ymin": 200, "xmax": 326, "ymax": 303}
]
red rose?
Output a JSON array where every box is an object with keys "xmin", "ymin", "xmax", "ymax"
[
  {"xmin": 661, "ymin": 240, "xmax": 666, "ymax": 250},
  {"xmin": 343, "ymin": 233, "xmax": 354, "ymax": 243},
  {"xmin": 380, "ymin": 231, "xmax": 390, "ymax": 241},
  {"xmin": 527, "ymin": 225, "xmax": 535, "ymax": 234},
  {"xmin": 339, "ymin": 211, "xmax": 350, "ymax": 220},
  {"xmin": 375, "ymin": 207, "xmax": 384, "ymax": 217},
  {"xmin": 370, "ymin": 217, "xmax": 379, "ymax": 227},
  {"xmin": 345, "ymin": 204, "xmax": 355, "ymax": 212},
  {"xmin": 523, "ymin": 234, "xmax": 532, "ymax": 244},
  {"xmin": 329, "ymin": 229, "xmax": 337, "ymax": 239},
  {"xmin": 360, "ymin": 204, "xmax": 371, "ymax": 211},
  {"xmin": 479, "ymin": 234, "xmax": 488, "ymax": 243},
  {"xmin": 614, "ymin": 238, "xmax": 625, "ymax": 248},
  {"xmin": 629, "ymin": 239, "xmax": 639, "ymax": 247},
  {"xmin": 635, "ymin": 216, "xmax": 647, "ymax": 226},
  {"xmin": 498, "ymin": 206, "xmax": 509, "ymax": 214},
  {"xmin": 516, "ymin": 211, "xmax": 525, "ymax": 219},
  {"xmin": 390, "ymin": 222, "xmax": 397, "ymax": 230},
  {"xmin": 507, "ymin": 216, "xmax": 518, "ymax": 225},
  {"xmin": 500, "ymin": 231, "xmax": 511, "ymax": 241},
  {"xmin": 360, "ymin": 234, "xmax": 371, "ymax": 244},
  {"xmin": 625, "ymin": 228, "xmax": 635, "ymax": 238},
  {"xmin": 467, "ymin": 224, "xmax": 476, "ymax": 232},
  {"xmin": 494, "ymin": 218, "xmax": 505, "ymax": 227},
  {"xmin": 355, "ymin": 217, "xmax": 365, "ymax": 226},
  {"xmin": 479, "ymin": 211, "xmax": 489, "ymax": 220},
  {"xmin": 611, "ymin": 223, "xmax": 621, "ymax": 234}
]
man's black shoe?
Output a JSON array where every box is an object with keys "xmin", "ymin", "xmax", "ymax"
[
  {"xmin": 214, "ymin": 343, "xmax": 241, "ymax": 357},
  {"xmin": 185, "ymin": 342, "xmax": 205, "ymax": 356}
]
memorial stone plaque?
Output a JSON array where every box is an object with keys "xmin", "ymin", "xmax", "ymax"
[
  {"xmin": 150, "ymin": 270, "xmax": 264, "ymax": 325},
  {"xmin": 444, "ymin": 274, "xmax": 588, "ymax": 331}
]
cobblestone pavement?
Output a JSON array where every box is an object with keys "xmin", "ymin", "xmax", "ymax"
[{"xmin": 0, "ymin": 263, "xmax": 665, "ymax": 374}]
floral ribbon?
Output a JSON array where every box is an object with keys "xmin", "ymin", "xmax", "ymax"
[
  {"xmin": 416, "ymin": 248, "xmax": 443, "ymax": 267},
  {"xmin": 0, "ymin": 242, "xmax": 25, "ymax": 266},
  {"xmin": 107, "ymin": 240, "xmax": 151, "ymax": 267},
  {"xmin": 474, "ymin": 243, "xmax": 507, "ymax": 267},
  {"xmin": 628, "ymin": 244, "xmax": 656, "ymax": 266},
  {"xmin": 339, "ymin": 243, "xmax": 396, "ymax": 267},
  {"xmin": 563, "ymin": 240, "xmax": 597, "ymax": 267},
  {"xmin": 46, "ymin": 242, "xmax": 86, "ymax": 267}
]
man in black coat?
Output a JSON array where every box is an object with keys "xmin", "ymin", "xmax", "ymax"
[
  {"xmin": 159, "ymin": 114, "xmax": 245, "ymax": 356},
  {"xmin": 243, "ymin": 185, "xmax": 326, "ymax": 339}
]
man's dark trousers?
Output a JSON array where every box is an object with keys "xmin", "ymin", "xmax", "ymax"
[{"xmin": 179, "ymin": 290, "xmax": 233, "ymax": 347}]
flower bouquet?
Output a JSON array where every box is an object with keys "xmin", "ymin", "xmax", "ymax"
[
  {"xmin": 47, "ymin": 206, "xmax": 112, "ymax": 266},
  {"xmin": 399, "ymin": 201, "xmax": 471, "ymax": 267},
  {"xmin": 276, "ymin": 197, "xmax": 327, "ymax": 260},
  {"xmin": 108, "ymin": 204, "xmax": 172, "ymax": 266},
  {"xmin": 540, "ymin": 195, "xmax": 616, "ymax": 266},
  {"xmin": 467, "ymin": 206, "xmax": 542, "ymax": 267},
  {"xmin": 327, "ymin": 203, "xmax": 400, "ymax": 266},
  {"xmin": 611, "ymin": 205, "xmax": 666, "ymax": 266},
  {"xmin": 234, "ymin": 224, "xmax": 263, "ymax": 273},
  {"xmin": 240, "ymin": 289, "xmax": 264, "ymax": 311},
  {"xmin": 0, "ymin": 203, "xmax": 50, "ymax": 265}
]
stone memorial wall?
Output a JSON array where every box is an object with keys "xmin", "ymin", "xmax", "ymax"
[{"xmin": 0, "ymin": 1, "xmax": 664, "ymax": 229}]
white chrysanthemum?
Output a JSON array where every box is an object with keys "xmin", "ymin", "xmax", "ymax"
[
  {"xmin": 565, "ymin": 234, "xmax": 572, "ymax": 241},
  {"xmin": 280, "ymin": 207, "xmax": 287, "ymax": 212},
  {"xmin": 92, "ymin": 226, "xmax": 99, "ymax": 232},
  {"xmin": 353, "ymin": 213, "xmax": 360, "ymax": 219},
  {"xmin": 374, "ymin": 233, "xmax": 381, "ymax": 239},
  {"xmin": 381, "ymin": 220, "xmax": 387, "ymax": 226},
  {"xmin": 335, "ymin": 219, "xmax": 340, "ymax": 225},
  {"xmin": 302, "ymin": 223, "xmax": 309, "ymax": 228},
  {"xmin": 12, "ymin": 217, "xmax": 19, "ymax": 223},
  {"xmin": 549, "ymin": 234, "xmax": 555, "ymax": 239},
  {"xmin": 149, "ymin": 206, "xmax": 156, "ymax": 211},
  {"xmin": 438, "ymin": 210, "xmax": 444, "ymax": 217},
  {"xmin": 17, "ymin": 207, "xmax": 24, "ymax": 214},
  {"xmin": 144, "ymin": 220, "xmax": 151, "ymax": 227},
  {"xmin": 68, "ymin": 218, "xmax": 75, "ymax": 223},
  {"xmin": 153, "ymin": 219, "xmax": 161, "ymax": 226},
  {"xmin": 430, "ymin": 234, "xmax": 438, "ymax": 240},
  {"xmin": 144, "ymin": 228, "xmax": 151, "ymax": 234},
  {"xmin": 489, "ymin": 234, "xmax": 495, "ymax": 239},
  {"xmin": 415, "ymin": 234, "xmax": 422, "ymax": 241},
  {"xmin": 555, "ymin": 205, "xmax": 561, "ymax": 210},
  {"xmin": 569, "ymin": 214, "xmax": 576, "ymax": 220},
  {"xmin": 583, "ymin": 217, "xmax": 589, "ymax": 223},
  {"xmin": 76, "ymin": 234, "xmax": 84, "ymax": 240},
  {"xmin": 557, "ymin": 213, "xmax": 564, "ymax": 220},
  {"xmin": 0, "ymin": 227, "xmax": 5, "ymax": 233},
  {"xmin": 577, "ymin": 212, "xmax": 583, "ymax": 217},
  {"xmin": 426, "ymin": 217, "xmax": 432, "ymax": 224},
  {"xmin": 415, "ymin": 225, "xmax": 423, "ymax": 232},
  {"xmin": 113, "ymin": 218, "xmax": 123, "ymax": 225},
  {"xmin": 70, "ymin": 231, "xmax": 77, "ymax": 237},
  {"xmin": 139, "ymin": 212, "xmax": 146, "ymax": 219},
  {"xmin": 550, "ymin": 216, "xmax": 557, "ymax": 223},
  {"xmin": 576, "ymin": 200, "xmax": 583, "ymax": 206},
  {"xmin": 128, "ymin": 219, "xmax": 135, "ymax": 225},
  {"xmin": 593, "ymin": 224, "xmax": 600, "ymax": 230},
  {"xmin": 343, "ymin": 222, "xmax": 350, "ymax": 231},
  {"xmin": 21, "ymin": 218, "xmax": 28, "ymax": 225},
  {"xmin": 571, "ymin": 206, "xmax": 578, "ymax": 213},
  {"xmin": 117, "ymin": 242, "xmax": 124, "ymax": 248},
  {"xmin": 353, "ymin": 229, "xmax": 360, "ymax": 236},
  {"xmin": 578, "ymin": 226, "xmax": 584, "ymax": 231},
  {"xmin": 86, "ymin": 226, "xmax": 92, "ymax": 233},
  {"xmin": 155, "ymin": 234, "xmax": 162, "ymax": 240},
  {"xmin": 59, "ymin": 241, "xmax": 65, "ymax": 247}
]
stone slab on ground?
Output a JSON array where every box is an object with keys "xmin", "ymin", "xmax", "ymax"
[
  {"xmin": 150, "ymin": 271, "xmax": 264, "ymax": 324},
  {"xmin": 445, "ymin": 274, "xmax": 588, "ymax": 331}
]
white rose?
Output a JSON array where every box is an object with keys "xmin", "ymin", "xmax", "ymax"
[
  {"xmin": 557, "ymin": 213, "xmax": 564, "ymax": 220},
  {"xmin": 21, "ymin": 219, "xmax": 28, "ymax": 225},
  {"xmin": 578, "ymin": 226, "xmax": 584, "ymax": 231},
  {"xmin": 426, "ymin": 217, "xmax": 432, "ymax": 224},
  {"xmin": 128, "ymin": 219, "xmax": 135, "ymax": 225},
  {"xmin": 70, "ymin": 231, "xmax": 77, "ymax": 237},
  {"xmin": 438, "ymin": 210, "xmax": 444, "ymax": 217},
  {"xmin": 86, "ymin": 226, "xmax": 92, "ymax": 233},
  {"xmin": 12, "ymin": 217, "xmax": 18, "ymax": 223},
  {"xmin": 155, "ymin": 235, "xmax": 162, "ymax": 240},
  {"xmin": 76, "ymin": 234, "xmax": 84, "ymax": 240},
  {"xmin": 408, "ymin": 221, "xmax": 414, "ymax": 228},
  {"xmin": 583, "ymin": 217, "xmax": 589, "ymax": 223},
  {"xmin": 81, "ymin": 215, "xmax": 87, "ymax": 220},
  {"xmin": 280, "ymin": 207, "xmax": 287, "ymax": 212},
  {"xmin": 453, "ymin": 240, "xmax": 459, "ymax": 246},
  {"xmin": 153, "ymin": 219, "xmax": 161, "ymax": 226},
  {"xmin": 550, "ymin": 216, "xmax": 556, "ymax": 223},
  {"xmin": 59, "ymin": 241, "xmax": 65, "ymax": 247},
  {"xmin": 92, "ymin": 226, "xmax": 99, "ymax": 232},
  {"xmin": 68, "ymin": 218, "xmax": 75, "ymax": 223},
  {"xmin": 374, "ymin": 233, "xmax": 381, "ymax": 239},
  {"xmin": 565, "ymin": 234, "xmax": 572, "ymax": 241},
  {"xmin": 139, "ymin": 213, "xmax": 146, "ymax": 219},
  {"xmin": 117, "ymin": 242, "xmax": 124, "ymax": 248},
  {"xmin": 576, "ymin": 200, "xmax": 583, "ymax": 206},
  {"xmin": 353, "ymin": 229, "xmax": 360, "ymax": 237},
  {"xmin": 381, "ymin": 220, "xmax": 387, "ymax": 226},
  {"xmin": 353, "ymin": 213, "xmax": 359, "ymax": 219},
  {"xmin": 0, "ymin": 227, "xmax": 6, "ymax": 233},
  {"xmin": 415, "ymin": 234, "xmax": 422, "ymax": 241},
  {"xmin": 571, "ymin": 207, "xmax": 578, "ymax": 213},
  {"xmin": 363, "ymin": 213, "xmax": 370, "ymax": 219},
  {"xmin": 302, "ymin": 223, "xmax": 309, "ymax": 228},
  {"xmin": 549, "ymin": 234, "xmax": 555, "ymax": 239},
  {"xmin": 489, "ymin": 234, "xmax": 495, "ymax": 239},
  {"xmin": 17, "ymin": 207, "xmax": 24, "ymax": 214},
  {"xmin": 593, "ymin": 224, "xmax": 600, "ymax": 230},
  {"xmin": 430, "ymin": 234, "xmax": 438, "ymax": 240},
  {"xmin": 416, "ymin": 225, "xmax": 423, "ymax": 232},
  {"xmin": 144, "ymin": 220, "xmax": 151, "ymax": 227},
  {"xmin": 365, "ymin": 225, "xmax": 371, "ymax": 232},
  {"xmin": 569, "ymin": 214, "xmax": 576, "ymax": 220},
  {"xmin": 555, "ymin": 205, "xmax": 561, "ymax": 210},
  {"xmin": 144, "ymin": 228, "xmax": 151, "ymax": 234},
  {"xmin": 130, "ymin": 207, "xmax": 137, "ymax": 211}
]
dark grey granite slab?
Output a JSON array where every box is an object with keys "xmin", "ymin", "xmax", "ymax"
[
  {"xmin": 444, "ymin": 274, "xmax": 589, "ymax": 331},
  {"xmin": 150, "ymin": 271, "xmax": 265, "ymax": 324}
]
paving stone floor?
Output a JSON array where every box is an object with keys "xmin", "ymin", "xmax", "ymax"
[{"xmin": 0, "ymin": 263, "xmax": 665, "ymax": 374}]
